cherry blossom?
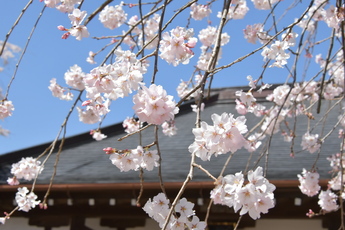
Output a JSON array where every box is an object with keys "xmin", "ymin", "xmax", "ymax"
[
  {"xmin": 99, "ymin": 3, "xmax": 127, "ymax": 30},
  {"xmin": 210, "ymin": 167, "xmax": 275, "ymax": 220},
  {"xmin": 318, "ymin": 190, "xmax": 339, "ymax": 212},
  {"xmin": 190, "ymin": 3, "xmax": 211, "ymax": 21},
  {"xmin": 198, "ymin": 26, "xmax": 230, "ymax": 47},
  {"xmin": 86, "ymin": 51, "xmax": 96, "ymax": 64},
  {"xmin": 9, "ymin": 157, "xmax": 43, "ymax": 183},
  {"xmin": 133, "ymin": 84, "xmax": 179, "ymax": 125},
  {"xmin": 64, "ymin": 64, "xmax": 85, "ymax": 90},
  {"xmin": 218, "ymin": 0, "xmax": 249, "ymax": 20},
  {"xmin": 61, "ymin": 8, "xmax": 89, "ymax": 40},
  {"xmin": 44, "ymin": 0, "xmax": 80, "ymax": 13},
  {"xmin": 69, "ymin": 25, "xmax": 89, "ymax": 41},
  {"xmin": 323, "ymin": 5, "xmax": 340, "ymax": 29},
  {"xmin": 7, "ymin": 177, "xmax": 19, "ymax": 186},
  {"xmin": 162, "ymin": 120, "xmax": 177, "ymax": 137},
  {"xmin": 0, "ymin": 100, "xmax": 14, "ymax": 119},
  {"xmin": 143, "ymin": 193, "xmax": 205, "ymax": 230},
  {"xmin": 90, "ymin": 130, "xmax": 107, "ymax": 141},
  {"xmin": 301, "ymin": 132, "xmax": 321, "ymax": 154},
  {"xmin": 261, "ymin": 40, "xmax": 291, "ymax": 68},
  {"xmin": 77, "ymin": 106, "xmax": 101, "ymax": 124},
  {"xmin": 15, "ymin": 187, "xmax": 40, "ymax": 212},
  {"xmin": 298, "ymin": 169, "xmax": 321, "ymax": 197},
  {"xmin": 191, "ymin": 103, "xmax": 205, "ymax": 113},
  {"xmin": 189, "ymin": 112, "xmax": 247, "ymax": 161},
  {"xmin": 142, "ymin": 193, "xmax": 170, "ymax": 228},
  {"xmin": 83, "ymin": 49, "xmax": 145, "ymax": 101},
  {"xmin": 243, "ymin": 23, "xmax": 264, "ymax": 44},
  {"xmin": 109, "ymin": 146, "xmax": 159, "ymax": 172},
  {"xmin": 48, "ymin": 78, "xmax": 73, "ymax": 101},
  {"xmin": 252, "ymin": 0, "xmax": 279, "ymax": 10},
  {"xmin": 159, "ymin": 26, "xmax": 197, "ymax": 66},
  {"xmin": 122, "ymin": 117, "xmax": 140, "ymax": 134}
]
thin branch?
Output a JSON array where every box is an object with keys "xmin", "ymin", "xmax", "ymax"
[{"xmin": 0, "ymin": 0, "xmax": 33, "ymax": 57}]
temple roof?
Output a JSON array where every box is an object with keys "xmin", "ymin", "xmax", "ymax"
[{"xmin": 0, "ymin": 86, "xmax": 339, "ymax": 185}]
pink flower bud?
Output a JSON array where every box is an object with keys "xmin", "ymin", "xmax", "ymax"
[
  {"xmin": 103, "ymin": 147, "xmax": 115, "ymax": 154},
  {"xmin": 39, "ymin": 203, "xmax": 48, "ymax": 210},
  {"xmin": 57, "ymin": 25, "xmax": 66, "ymax": 31},
  {"xmin": 61, "ymin": 32, "xmax": 70, "ymax": 39},
  {"xmin": 82, "ymin": 100, "xmax": 91, "ymax": 106}
]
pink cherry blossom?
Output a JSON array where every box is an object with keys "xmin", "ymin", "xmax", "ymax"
[
  {"xmin": 162, "ymin": 120, "xmax": 177, "ymax": 137},
  {"xmin": 298, "ymin": 169, "xmax": 321, "ymax": 197},
  {"xmin": 0, "ymin": 100, "xmax": 14, "ymax": 119},
  {"xmin": 210, "ymin": 167, "xmax": 275, "ymax": 220},
  {"xmin": 10, "ymin": 157, "xmax": 43, "ymax": 182},
  {"xmin": 122, "ymin": 117, "xmax": 140, "ymax": 134},
  {"xmin": 15, "ymin": 187, "xmax": 40, "ymax": 212},
  {"xmin": 159, "ymin": 26, "xmax": 197, "ymax": 66},
  {"xmin": 133, "ymin": 84, "xmax": 179, "ymax": 125},
  {"xmin": 90, "ymin": 130, "xmax": 107, "ymax": 141},
  {"xmin": 301, "ymin": 132, "xmax": 321, "ymax": 154},
  {"xmin": 318, "ymin": 190, "xmax": 339, "ymax": 212},
  {"xmin": 99, "ymin": 3, "xmax": 127, "ymax": 30},
  {"xmin": 189, "ymin": 112, "xmax": 247, "ymax": 160},
  {"xmin": 64, "ymin": 64, "xmax": 85, "ymax": 90},
  {"xmin": 190, "ymin": 3, "xmax": 211, "ymax": 21}
]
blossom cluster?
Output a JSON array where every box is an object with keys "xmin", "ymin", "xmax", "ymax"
[
  {"xmin": 48, "ymin": 64, "xmax": 86, "ymax": 101},
  {"xmin": 315, "ymin": 51, "xmax": 344, "ymax": 100},
  {"xmin": 299, "ymin": 151, "xmax": 345, "ymax": 214},
  {"xmin": 122, "ymin": 117, "xmax": 141, "ymax": 134},
  {"xmin": 133, "ymin": 84, "xmax": 179, "ymax": 125},
  {"xmin": 143, "ymin": 193, "xmax": 206, "ymax": 230},
  {"xmin": 190, "ymin": 3, "xmax": 211, "ymax": 21},
  {"xmin": 188, "ymin": 112, "xmax": 248, "ymax": 161},
  {"xmin": 258, "ymin": 81, "xmax": 319, "ymax": 136},
  {"xmin": 49, "ymin": 49, "xmax": 147, "ymax": 125},
  {"xmin": 108, "ymin": 146, "xmax": 159, "ymax": 172},
  {"xmin": 90, "ymin": 129, "xmax": 107, "ymax": 141},
  {"xmin": 125, "ymin": 14, "xmax": 161, "ymax": 49},
  {"xmin": 211, "ymin": 167, "xmax": 276, "ymax": 220},
  {"xmin": 217, "ymin": 0, "xmax": 249, "ymax": 20},
  {"xmin": 176, "ymin": 74, "xmax": 202, "ymax": 100},
  {"xmin": 159, "ymin": 26, "xmax": 197, "ymax": 66},
  {"xmin": 243, "ymin": 23, "xmax": 266, "ymax": 44},
  {"xmin": 99, "ymin": 2, "xmax": 127, "ymax": 30},
  {"xmin": 318, "ymin": 190, "xmax": 339, "ymax": 212},
  {"xmin": 15, "ymin": 187, "xmax": 40, "ymax": 212},
  {"xmin": 60, "ymin": 8, "xmax": 90, "ymax": 40},
  {"xmin": 261, "ymin": 35, "xmax": 294, "ymax": 68},
  {"xmin": 301, "ymin": 133, "xmax": 321, "ymax": 154},
  {"xmin": 161, "ymin": 120, "xmax": 177, "ymax": 137},
  {"xmin": 44, "ymin": 0, "xmax": 80, "ymax": 13},
  {"xmin": 7, "ymin": 157, "xmax": 43, "ymax": 185},
  {"xmin": 0, "ymin": 100, "xmax": 14, "ymax": 120},
  {"xmin": 196, "ymin": 26, "xmax": 230, "ymax": 71},
  {"xmin": 297, "ymin": 169, "xmax": 320, "ymax": 197},
  {"xmin": 297, "ymin": 1, "xmax": 342, "ymax": 32},
  {"xmin": 251, "ymin": 0, "xmax": 279, "ymax": 10}
]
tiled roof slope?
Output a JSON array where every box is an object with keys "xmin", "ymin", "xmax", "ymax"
[{"xmin": 0, "ymin": 87, "xmax": 340, "ymax": 184}]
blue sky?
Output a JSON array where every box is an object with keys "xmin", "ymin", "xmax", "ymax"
[{"xmin": 0, "ymin": 1, "xmax": 328, "ymax": 154}]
